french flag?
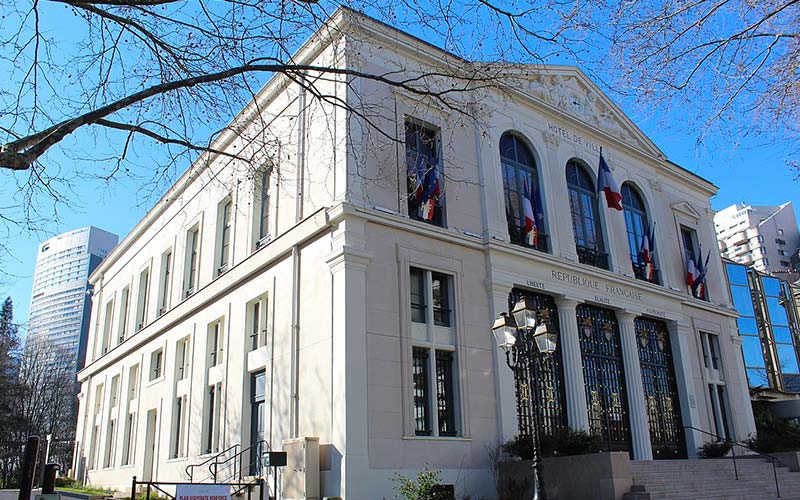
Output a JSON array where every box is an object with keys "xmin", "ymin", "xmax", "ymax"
[
  {"xmin": 419, "ymin": 153, "xmax": 441, "ymax": 221},
  {"xmin": 639, "ymin": 230, "xmax": 654, "ymax": 280},
  {"xmin": 693, "ymin": 251, "xmax": 711, "ymax": 299},
  {"xmin": 597, "ymin": 149, "xmax": 623, "ymax": 211},
  {"xmin": 686, "ymin": 257, "xmax": 698, "ymax": 288},
  {"xmin": 522, "ymin": 178, "xmax": 538, "ymax": 246}
]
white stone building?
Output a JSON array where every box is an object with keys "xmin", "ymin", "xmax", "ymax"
[
  {"xmin": 73, "ymin": 9, "xmax": 755, "ymax": 499},
  {"xmin": 715, "ymin": 202, "xmax": 800, "ymax": 276}
]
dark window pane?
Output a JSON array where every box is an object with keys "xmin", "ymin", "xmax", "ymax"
[
  {"xmin": 413, "ymin": 347, "xmax": 431, "ymax": 435},
  {"xmin": 431, "ymin": 272, "xmax": 451, "ymax": 327},
  {"xmin": 410, "ymin": 267, "xmax": 426, "ymax": 323},
  {"xmin": 435, "ymin": 350, "xmax": 456, "ymax": 436}
]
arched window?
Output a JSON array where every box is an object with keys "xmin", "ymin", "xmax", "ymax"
[
  {"xmin": 622, "ymin": 183, "xmax": 659, "ymax": 283},
  {"xmin": 500, "ymin": 133, "xmax": 547, "ymax": 252},
  {"xmin": 566, "ymin": 160, "xmax": 608, "ymax": 269}
]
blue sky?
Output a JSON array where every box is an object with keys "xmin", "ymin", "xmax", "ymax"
[{"xmin": 2, "ymin": 4, "xmax": 797, "ymax": 334}]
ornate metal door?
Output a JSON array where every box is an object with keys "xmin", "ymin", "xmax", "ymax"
[
  {"xmin": 508, "ymin": 290, "xmax": 567, "ymax": 437},
  {"xmin": 577, "ymin": 305, "xmax": 632, "ymax": 453},
  {"xmin": 635, "ymin": 317, "xmax": 686, "ymax": 459}
]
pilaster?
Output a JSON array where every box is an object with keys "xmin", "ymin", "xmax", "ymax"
[
  {"xmin": 670, "ymin": 322, "xmax": 703, "ymax": 457},
  {"xmin": 554, "ymin": 297, "xmax": 589, "ymax": 431},
  {"xmin": 487, "ymin": 281, "xmax": 519, "ymax": 442},
  {"xmin": 618, "ymin": 311, "xmax": 653, "ymax": 460},
  {"xmin": 326, "ymin": 215, "xmax": 371, "ymax": 499}
]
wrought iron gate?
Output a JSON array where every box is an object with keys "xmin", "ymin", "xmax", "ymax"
[
  {"xmin": 508, "ymin": 290, "xmax": 567, "ymax": 437},
  {"xmin": 635, "ymin": 317, "xmax": 686, "ymax": 459},
  {"xmin": 577, "ymin": 305, "xmax": 632, "ymax": 453}
]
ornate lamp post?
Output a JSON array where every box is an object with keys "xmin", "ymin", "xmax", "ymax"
[{"xmin": 492, "ymin": 297, "xmax": 559, "ymax": 500}]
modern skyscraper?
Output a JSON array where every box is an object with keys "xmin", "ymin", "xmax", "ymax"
[
  {"xmin": 27, "ymin": 226, "xmax": 118, "ymax": 369},
  {"xmin": 714, "ymin": 202, "xmax": 800, "ymax": 276}
]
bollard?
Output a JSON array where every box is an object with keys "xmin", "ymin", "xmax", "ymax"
[
  {"xmin": 18, "ymin": 436, "xmax": 41, "ymax": 500},
  {"xmin": 42, "ymin": 464, "xmax": 61, "ymax": 495}
]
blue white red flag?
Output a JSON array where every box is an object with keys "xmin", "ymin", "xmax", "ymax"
[
  {"xmin": 522, "ymin": 177, "xmax": 539, "ymax": 246},
  {"xmin": 692, "ymin": 250, "xmax": 711, "ymax": 299},
  {"xmin": 597, "ymin": 150, "xmax": 623, "ymax": 211},
  {"xmin": 418, "ymin": 151, "xmax": 441, "ymax": 221},
  {"xmin": 686, "ymin": 256, "xmax": 698, "ymax": 288}
]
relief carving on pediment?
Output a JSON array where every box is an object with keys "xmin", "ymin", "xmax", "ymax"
[{"xmin": 528, "ymin": 74, "xmax": 637, "ymax": 146}]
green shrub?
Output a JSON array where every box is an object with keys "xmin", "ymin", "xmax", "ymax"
[
  {"xmin": 391, "ymin": 464, "xmax": 450, "ymax": 500},
  {"xmin": 503, "ymin": 429, "xmax": 602, "ymax": 459},
  {"xmin": 698, "ymin": 440, "xmax": 732, "ymax": 458},
  {"xmin": 54, "ymin": 477, "xmax": 77, "ymax": 488},
  {"xmin": 746, "ymin": 404, "xmax": 800, "ymax": 453}
]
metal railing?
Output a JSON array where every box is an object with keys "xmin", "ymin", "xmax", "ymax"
[
  {"xmin": 576, "ymin": 244, "xmax": 609, "ymax": 270},
  {"xmin": 185, "ymin": 444, "xmax": 238, "ymax": 482},
  {"xmin": 684, "ymin": 425, "xmax": 781, "ymax": 498},
  {"xmin": 211, "ymin": 440, "xmax": 270, "ymax": 483}
]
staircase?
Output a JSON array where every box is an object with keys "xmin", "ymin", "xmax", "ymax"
[{"xmin": 626, "ymin": 458, "xmax": 800, "ymax": 500}]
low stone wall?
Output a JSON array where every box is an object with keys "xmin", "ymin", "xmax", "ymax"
[
  {"xmin": 499, "ymin": 452, "xmax": 632, "ymax": 500},
  {"xmin": 773, "ymin": 451, "xmax": 800, "ymax": 471}
]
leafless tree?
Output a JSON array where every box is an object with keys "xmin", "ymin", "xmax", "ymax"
[
  {"xmin": 596, "ymin": 0, "xmax": 800, "ymax": 166},
  {"xmin": 0, "ymin": 0, "xmax": 589, "ymax": 243}
]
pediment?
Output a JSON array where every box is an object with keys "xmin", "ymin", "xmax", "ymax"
[
  {"xmin": 510, "ymin": 66, "xmax": 664, "ymax": 158},
  {"xmin": 671, "ymin": 201, "xmax": 702, "ymax": 221}
]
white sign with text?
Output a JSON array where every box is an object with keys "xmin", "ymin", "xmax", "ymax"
[{"xmin": 175, "ymin": 483, "xmax": 230, "ymax": 500}]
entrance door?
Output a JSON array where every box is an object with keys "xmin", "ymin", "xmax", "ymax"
[
  {"xmin": 577, "ymin": 305, "xmax": 632, "ymax": 453},
  {"xmin": 249, "ymin": 371, "xmax": 266, "ymax": 475},
  {"xmin": 636, "ymin": 317, "xmax": 686, "ymax": 458},
  {"xmin": 143, "ymin": 409, "xmax": 158, "ymax": 481}
]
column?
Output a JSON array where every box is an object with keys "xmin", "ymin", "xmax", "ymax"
[
  {"xmin": 669, "ymin": 321, "xmax": 704, "ymax": 457},
  {"xmin": 488, "ymin": 282, "xmax": 519, "ymax": 442},
  {"xmin": 618, "ymin": 311, "xmax": 653, "ymax": 460},
  {"xmin": 554, "ymin": 297, "xmax": 589, "ymax": 432}
]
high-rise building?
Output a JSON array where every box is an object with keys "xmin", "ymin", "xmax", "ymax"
[
  {"xmin": 714, "ymin": 202, "xmax": 800, "ymax": 276},
  {"xmin": 27, "ymin": 226, "xmax": 118, "ymax": 369}
]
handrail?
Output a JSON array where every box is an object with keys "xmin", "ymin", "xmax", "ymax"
[
  {"xmin": 684, "ymin": 425, "xmax": 781, "ymax": 498},
  {"xmin": 186, "ymin": 444, "xmax": 239, "ymax": 482},
  {"xmin": 212, "ymin": 440, "xmax": 271, "ymax": 482}
]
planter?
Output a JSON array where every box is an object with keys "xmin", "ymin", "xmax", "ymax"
[{"xmin": 499, "ymin": 452, "xmax": 632, "ymax": 500}]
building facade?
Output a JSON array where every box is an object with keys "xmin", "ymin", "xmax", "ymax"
[
  {"xmin": 715, "ymin": 202, "xmax": 800, "ymax": 276},
  {"xmin": 27, "ymin": 226, "xmax": 118, "ymax": 369},
  {"xmin": 73, "ymin": 10, "xmax": 755, "ymax": 499}
]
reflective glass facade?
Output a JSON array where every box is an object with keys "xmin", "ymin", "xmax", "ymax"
[{"xmin": 725, "ymin": 261, "xmax": 800, "ymax": 391}]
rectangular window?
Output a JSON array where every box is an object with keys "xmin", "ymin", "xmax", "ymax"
[
  {"xmin": 184, "ymin": 226, "xmax": 200, "ymax": 297},
  {"xmin": 681, "ymin": 226, "xmax": 697, "ymax": 264},
  {"xmin": 121, "ymin": 412, "xmax": 136, "ymax": 466},
  {"xmin": 103, "ymin": 419, "xmax": 116, "ymax": 468},
  {"xmin": 208, "ymin": 320, "xmax": 224, "ymax": 367},
  {"xmin": 101, "ymin": 299, "xmax": 114, "ymax": 355},
  {"xmin": 149, "ymin": 348, "xmax": 163, "ymax": 381},
  {"xmin": 175, "ymin": 337, "xmax": 190, "ymax": 380},
  {"xmin": 408, "ymin": 267, "xmax": 458, "ymax": 437},
  {"xmin": 701, "ymin": 332, "xmax": 721, "ymax": 370},
  {"xmin": 128, "ymin": 364, "xmax": 139, "ymax": 400},
  {"xmin": 247, "ymin": 295, "xmax": 268, "ymax": 351},
  {"xmin": 158, "ymin": 250, "xmax": 172, "ymax": 316},
  {"xmin": 109, "ymin": 375, "xmax": 119, "ymax": 408},
  {"xmin": 171, "ymin": 396, "xmax": 187, "ymax": 458},
  {"xmin": 136, "ymin": 268, "xmax": 150, "ymax": 331},
  {"xmin": 117, "ymin": 287, "xmax": 130, "ymax": 343},
  {"xmin": 412, "ymin": 347, "xmax": 430, "ymax": 435},
  {"xmin": 203, "ymin": 383, "xmax": 222, "ymax": 453},
  {"xmin": 254, "ymin": 167, "xmax": 271, "ymax": 249},
  {"xmin": 217, "ymin": 199, "xmax": 232, "ymax": 276},
  {"xmin": 405, "ymin": 120, "xmax": 445, "ymax": 227},
  {"xmin": 94, "ymin": 384, "xmax": 104, "ymax": 416}
]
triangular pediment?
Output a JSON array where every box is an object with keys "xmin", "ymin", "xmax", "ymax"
[
  {"xmin": 671, "ymin": 201, "xmax": 702, "ymax": 221},
  {"xmin": 503, "ymin": 66, "xmax": 664, "ymax": 158}
]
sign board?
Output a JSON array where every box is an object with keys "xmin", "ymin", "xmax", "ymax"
[
  {"xmin": 175, "ymin": 483, "xmax": 230, "ymax": 500},
  {"xmin": 261, "ymin": 451, "xmax": 287, "ymax": 467}
]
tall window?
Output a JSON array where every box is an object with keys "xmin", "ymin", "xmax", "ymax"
[
  {"xmin": 681, "ymin": 226, "xmax": 707, "ymax": 300},
  {"xmin": 175, "ymin": 337, "xmax": 190, "ymax": 381},
  {"xmin": 184, "ymin": 225, "xmax": 200, "ymax": 297},
  {"xmin": 216, "ymin": 199, "xmax": 232, "ymax": 276},
  {"xmin": 254, "ymin": 167, "xmax": 271, "ymax": 249},
  {"xmin": 500, "ymin": 133, "xmax": 547, "ymax": 252},
  {"xmin": 727, "ymin": 263, "xmax": 768, "ymax": 387},
  {"xmin": 405, "ymin": 120, "xmax": 445, "ymax": 227},
  {"xmin": 100, "ymin": 299, "xmax": 114, "ymax": 355},
  {"xmin": 621, "ymin": 183, "xmax": 659, "ymax": 284},
  {"xmin": 136, "ymin": 268, "xmax": 150, "ymax": 331},
  {"xmin": 247, "ymin": 295, "xmax": 268, "ymax": 351},
  {"xmin": 117, "ymin": 286, "xmax": 130, "ymax": 344},
  {"xmin": 566, "ymin": 160, "xmax": 607, "ymax": 269},
  {"xmin": 149, "ymin": 348, "xmax": 163, "ymax": 381},
  {"xmin": 208, "ymin": 320, "xmax": 224, "ymax": 367},
  {"xmin": 158, "ymin": 250, "xmax": 172, "ymax": 316},
  {"xmin": 203, "ymin": 383, "xmax": 222, "ymax": 454},
  {"xmin": 409, "ymin": 267, "xmax": 458, "ymax": 437},
  {"xmin": 171, "ymin": 395, "xmax": 187, "ymax": 458}
]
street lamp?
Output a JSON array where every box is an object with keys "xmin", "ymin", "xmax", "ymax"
[{"xmin": 492, "ymin": 298, "xmax": 559, "ymax": 500}]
